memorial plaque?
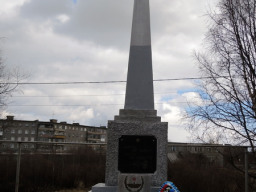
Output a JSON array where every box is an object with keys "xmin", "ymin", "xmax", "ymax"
[{"xmin": 118, "ymin": 135, "xmax": 157, "ymax": 173}]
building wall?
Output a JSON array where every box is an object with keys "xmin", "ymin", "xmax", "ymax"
[
  {"xmin": 0, "ymin": 116, "xmax": 38, "ymax": 151},
  {"xmin": 167, "ymin": 142, "xmax": 244, "ymax": 167},
  {"xmin": 0, "ymin": 116, "xmax": 107, "ymax": 152}
]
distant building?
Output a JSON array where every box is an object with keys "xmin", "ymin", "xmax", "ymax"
[
  {"xmin": 0, "ymin": 116, "xmax": 107, "ymax": 152},
  {"xmin": 0, "ymin": 116, "xmax": 38, "ymax": 152},
  {"xmin": 168, "ymin": 142, "xmax": 245, "ymax": 167}
]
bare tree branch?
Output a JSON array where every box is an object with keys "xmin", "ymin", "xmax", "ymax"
[
  {"xmin": 185, "ymin": 0, "xmax": 256, "ymax": 167},
  {"xmin": 0, "ymin": 49, "xmax": 25, "ymax": 113}
]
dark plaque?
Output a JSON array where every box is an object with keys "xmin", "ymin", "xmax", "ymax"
[{"xmin": 118, "ymin": 135, "xmax": 157, "ymax": 173}]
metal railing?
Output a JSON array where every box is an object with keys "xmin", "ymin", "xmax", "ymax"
[
  {"xmin": 168, "ymin": 143, "xmax": 250, "ymax": 192},
  {"xmin": 0, "ymin": 140, "xmax": 107, "ymax": 192},
  {"xmin": 0, "ymin": 140, "xmax": 251, "ymax": 192}
]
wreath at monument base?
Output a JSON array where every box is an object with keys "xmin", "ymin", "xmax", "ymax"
[{"xmin": 159, "ymin": 181, "xmax": 180, "ymax": 192}]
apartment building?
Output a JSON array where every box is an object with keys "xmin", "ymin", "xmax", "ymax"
[
  {"xmin": 168, "ymin": 142, "xmax": 245, "ymax": 167},
  {"xmin": 0, "ymin": 116, "xmax": 38, "ymax": 151},
  {"xmin": 0, "ymin": 116, "xmax": 107, "ymax": 152}
]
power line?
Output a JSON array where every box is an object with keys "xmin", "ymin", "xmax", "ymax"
[
  {"xmin": 7, "ymin": 76, "xmax": 221, "ymax": 85},
  {"xmin": 7, "ymin": 102, "xmax": 199, "ymax": 107},
  {"xmin": 9, "ymin": 80, "xmax": 126, "ymax": 85},
  {"xmin": 12, "ymin": 91, "xmax": 179, "ymax": 98},
  {"xmin": 12, "ymin": 94, "xmax": 125, "ymax": 98},
  {"xmin": 7, "ymin": 104, "xmax": 123, "ymax": 107}
]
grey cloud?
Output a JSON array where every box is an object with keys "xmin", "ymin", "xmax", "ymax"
[
  {"xmin": 54, "ymin": 0, "xmax": 133, "ymax": 48},
  {"xmin": 1, "ymin": 0, "xmax": 215, "ymax": 142},
  {"xmin": 20, "ymin": 0, "xmax": 72, "ymax": 20},
  {"xmin": 20, "ymin": 0, "xmax": 134, "ymax": 48},
  {"xmin": 18, "ymin": 0, "xmax": 206, "ymax": 50}
]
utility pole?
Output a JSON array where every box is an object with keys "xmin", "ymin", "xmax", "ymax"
[
  {"xmin": 15, "ymin": 142, "xmax": 22, "ymax": 192},
  {"xmin": 245, "ymin": 148, "xmax": 248, "ymax": 192}
]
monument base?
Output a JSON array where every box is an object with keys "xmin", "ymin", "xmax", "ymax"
[
  {"xmin": 91, "ymin": 183, "xmax": 160, "ymax": 192},
  {"xmin": 105, "ymin": 109, "xmax": 168, "ymax": 186}
]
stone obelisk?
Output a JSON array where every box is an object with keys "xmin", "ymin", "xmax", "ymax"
[
  {"xmin": 125, "ymin": 0, "xmax": 154, "ymax": 111},
  {"xmin": 92, "ymin": 0, "xmax": 168, "ymax": 191}
]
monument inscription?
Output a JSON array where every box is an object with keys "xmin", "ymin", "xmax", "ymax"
[{"xmin": 118, "ymin": 135, "xmax": 157, "ymax": 173}]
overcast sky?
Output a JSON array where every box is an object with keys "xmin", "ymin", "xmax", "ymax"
[{"xmin": 0, "ymin": 0, "xmax": 218, "ymax": 142}]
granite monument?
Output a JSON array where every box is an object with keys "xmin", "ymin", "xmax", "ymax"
[{"xmin": 92, "ymin": 0, "xmax": 168, "ymax": 191}]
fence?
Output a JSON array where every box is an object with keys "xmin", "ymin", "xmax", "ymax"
[
  {"xmin": 168, "ymin": 143, "xmax": 250, "ymax": 192},
  {"xmin": 0, "ymin": 140, "xmax": 251, "ymax": 192},
  {"xmin": 0, "ymin": 140, "xmax": 107, "ymax": 192}
]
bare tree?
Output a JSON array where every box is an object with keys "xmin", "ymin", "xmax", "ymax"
[
  {"xmin": 0, "ymin": 55, "xmax": 24, "ymax": 110},
  {"xmin": 186, "ymin": 0, "xmax": 256, "ymax": 153}
]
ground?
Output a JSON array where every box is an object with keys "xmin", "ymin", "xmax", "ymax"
[{"xmin": 55, "ymin": 188, "xmax": 91, "ymax": 192}]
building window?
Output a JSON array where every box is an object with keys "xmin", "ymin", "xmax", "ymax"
[
  {"xmin": 25, "ymin": 130, "xmax": 29, "ymax": 134},
  {"xmin": 4, "ymin": 129, "xmax": 10, "ymax": 133},
  {"xmin": 17, "ymin": 137, "xmax": 21, "ymax": 141},
  {"xmin": 0, "ymin": 128, "xmax": 3, "ymax": 136},
  {"xmin": 10, "ymin": 143, "xmax": 15, "ymax": 148},
  {"xmin": 24, "ymin": 137, "xmax": 28, "ymax": 141},
  {"xmin": 18, "ymin": 130, "xmax": 22, "ymax": 134},
  {"xmin": 101, "ymin": 137, "xmax": 106, "ymax": 142},
  {"xmin": 31, "ymin": 137, "xmax": 35, "ymax": 142},
  {"xmin": 31, "ymin": 130, "xmax": 35, "ymax": 134},
  {"xmin": 11, "ymin": 129, "xmax": 15, "ymax": 134},
  {"xmin": 11, "ymin": 137, "xmax": 15, "ymax": 141}
]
